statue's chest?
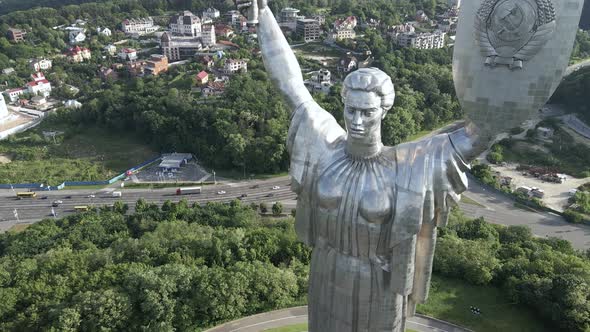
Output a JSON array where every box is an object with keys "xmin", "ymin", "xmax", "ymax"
[{"xmin": 316, "ymin": 159, "xmax": 394, "ymax": 224}]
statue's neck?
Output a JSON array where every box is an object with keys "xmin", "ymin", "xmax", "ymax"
[{"xmin": 345, "ymin": 135, "xmax": 383, "ymax": 159}]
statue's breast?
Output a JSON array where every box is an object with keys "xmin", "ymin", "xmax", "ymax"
[
  {"xmin": 316, "ymin": 158, "xmax": 394, "ymax": 225},
  {"xmin": 359, "ymin": 189, "xmax": 392, "ymax": 224}
]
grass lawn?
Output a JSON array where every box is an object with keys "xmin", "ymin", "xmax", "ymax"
[
  {"xmin": 0, "ymin": 125, "xmax": 157, "ymax": 186},
  {"xmin": 264, "ymin": 323, "xmax": 307, "ymax": 332},
  {"xmin": 214, "ymin": 169, "xmax": 289, "ymax": 181},
  {"xmin": 417, "ymin": 275, "xmax": 551, "ymax": 332},
  {"xmin": 7, "ymin": 224, "xmax": 32, "ymax": 233}
]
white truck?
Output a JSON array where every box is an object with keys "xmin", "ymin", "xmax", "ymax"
[{"xmin": 176, "ymin": 187, "xmax": 202, "ymax": 195}]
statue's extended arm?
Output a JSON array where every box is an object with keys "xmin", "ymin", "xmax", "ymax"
[
  {"xmin": 242, "ymin": 0, "xmax": 313, "ymax": 112},
  {"xmin": 448, "ymin": 121, "xmax": 490, "ymax": 162}
]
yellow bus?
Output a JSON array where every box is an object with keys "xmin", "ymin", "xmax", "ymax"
[
  {"xmin": 16, "ymin": 192, "xmax": 37, "ymax": 198},
  {"xmin": 74, "ymin": 206, "xmax": 89, "ymax": 212}
]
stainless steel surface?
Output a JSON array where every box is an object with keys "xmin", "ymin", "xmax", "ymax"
[
  {"xmin": 454, "ymin": 0, "xmax": 583, "ymax": 135},
  {"xmin": 246, "ymin": 1, "xmax": 475, "ymax": 330},
  {"xmin": 247, "ymin": 0, "xmax": 584, "ymax": 328}
]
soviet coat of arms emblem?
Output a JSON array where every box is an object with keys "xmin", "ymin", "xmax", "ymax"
[{"xmin": 475, "ymin": 0, "xmax": 556, "ymax": 69}]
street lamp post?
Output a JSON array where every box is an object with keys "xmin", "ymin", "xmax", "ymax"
[{"xmin": 213, "ymin": 170, "xmax": 216, "ymax": 184}]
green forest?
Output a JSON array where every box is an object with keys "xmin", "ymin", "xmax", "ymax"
[
  {"xmin": 0, "ymin": 0, "xmax": 462, "ymax": 175},
  {"xmin": 0, "ymin": 202, "xmax": 588, "ymax": 331}
]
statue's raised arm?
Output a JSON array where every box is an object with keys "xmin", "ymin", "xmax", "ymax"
[{"xmin": 237, "ymin": 0, "xmax": 313, "ymax": 111}]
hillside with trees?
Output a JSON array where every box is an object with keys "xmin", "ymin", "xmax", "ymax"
[{"xmin": 0, "ymin": 202, "xmax": 588, "ymax": 331}]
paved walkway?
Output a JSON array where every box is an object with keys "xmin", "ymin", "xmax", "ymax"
[{"xmin": 205, "ymin": 306, "xmax": 472, "ymax": 332}]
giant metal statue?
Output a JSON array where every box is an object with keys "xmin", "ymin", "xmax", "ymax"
[{"xmin": 236, "ymin": 0, "xmax": 583, "ymax": 330}]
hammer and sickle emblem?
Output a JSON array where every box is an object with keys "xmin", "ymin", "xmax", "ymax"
[{"xmin": 497, "ymin": 5, "xmax": 522, "ymax": 35}]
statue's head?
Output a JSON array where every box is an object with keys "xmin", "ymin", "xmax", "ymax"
[{"xmin": 341, "ymin": 68, "xmax": 395, "ymax": 143}]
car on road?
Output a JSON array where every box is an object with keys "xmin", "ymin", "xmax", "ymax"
[
  {"xmin": 217, "ymin": 190, "xmax": 226, "ymax": 195},
  {"xmin": 237, "ymin": 193, "xmax": 248, "ymax": 200},
  {"xmin": 40, "ymin": 196, "xmax": 48, "ymax": 200},
  {"xmin": 251, "ymin": 184, "xmax": 260, "ymax": 189},
  {"xmin": 272, "ymin": 186, "xmax": 280, "ymax": 190},
  {"xmin": 87, "ymin": 194, "xmax": 96, "ymax": 198},
  {"xmin": 266, "ymin": 193, "xmax": 274, "ymax": 197},
  {"xmin": 65, "ymin": 195, "xmax": 72, "ymax": 199},
  {"xmin": 52, "ymin": 200, "xmax": 63, "ymax": 207}
]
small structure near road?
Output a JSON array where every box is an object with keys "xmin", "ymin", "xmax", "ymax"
[{"xmin": 158, "ymin": 153, "xmax": 193, "ymax": 173}]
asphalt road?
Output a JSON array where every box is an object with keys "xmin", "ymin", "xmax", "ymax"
[
  {"xmin": 0, "ymin": 177, "xmax": 296, "ymax": 231},
  {"xmin": 204, "ymin": 306, "xmax": 472, "ymax": 332},
  {"xmin": 1, "ymin": 175, "xmax": 589, "ymax": 250},
  {"xmin": 564, "ymin": 58, "xmax": 590, "ymax": 77},
  {"xmin": 459, "ymin": 180, "xmax": 590, "ymax": 250}
]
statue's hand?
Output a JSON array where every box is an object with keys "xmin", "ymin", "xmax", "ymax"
[{"xmin": 236, "ymin": 0, "xmax": 268, "ymax": 24}]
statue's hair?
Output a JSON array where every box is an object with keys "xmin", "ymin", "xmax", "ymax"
[{"xmin": 341, "ymin": 68, "xmax": 395, "ymax": 112}]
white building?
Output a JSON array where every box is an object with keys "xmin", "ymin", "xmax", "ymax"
[
  {"xmin": 64, "ymin": 99, "xmax": 82, "ymax": 109},
  {"xmin": 97, "ymin": 27, "xmax": 112, "ymax": 36},
  {"xmin": 170, "ymin": 11, "xmax": 202, "ymax": 37},
  {"xmin": 388, "ymin": 23, "xmax": 415, "ymax": 38},
  {"xmin": 27, "ymin": 72, "xmax": 51, "ymax": 97},
  {"xmin": 395, "ymin": 30, "xmax": 446, "ymax": 49},
  {"xmin": 118, "ymin": 48, "xmax": 138, "ymax": 61},
  {"xmin": 67, "ymin": 46, "xmax": 92, "ymax": 63},
  {"xmin": 160, "ymin": 32, "xmax": 202, "ymax": 61},
  {"xmin": 5, "ymin": 88, "xmax": 25, "ymax": 102},
  {"xmin": 104, "ymin": 44, "xmax": 117, "ymax": 56},
  {"xmin": 203, "ymin": 8, "xmax": 220, "ymax": 20},
  {"xmin": 69, "ymin": 30, "xmax": 86, "ymax": 44},
  {"xmin": 223, "ymin": 59, "xmax": 248, "ymax": 74},
  {"xmin": 201, "ymin": 24, "xmax": 216, "ymax": 47},
  {"xmin": 306, "ymin": 69, "xmax": 332, "ymax": 94},
  {"xmin": 0, "ymin": 93, "xmax": 8, "ymax": 119},
  {"xmin": 122, "ymin": 18, "xmax": 158, "ymax": 35},
  {"xmin": 328, "ymin": 28, "xmax": 356, "ymax": 42},
  {"xmin": 29, "ymin": 58, "xmax": 53, "ymax": 72}
]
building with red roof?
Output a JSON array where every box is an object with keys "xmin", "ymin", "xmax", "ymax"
[
  {"xmin": 66, "ymin": 46, "xmax": 91, "ymax": 63},
  {"xmin": 27, "ymin": 72, "xmax": 52, "ymax": 97},
  {"xmin": 195, "ymin": 71, "xmax": 209, "ymax": 85}
]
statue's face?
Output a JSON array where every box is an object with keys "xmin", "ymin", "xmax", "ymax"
[{"xmin": 343, "ymin": 90, "xmax": 384, "ymax": 142}]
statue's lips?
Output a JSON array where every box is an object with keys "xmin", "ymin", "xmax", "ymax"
[{"xmin": 349, "ymin": 128, "xmax": 365, "ymax": 135}]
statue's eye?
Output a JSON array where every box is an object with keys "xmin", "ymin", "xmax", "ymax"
[{"xmin": 364, "ymin": 110, "xmax": 374, "ymax": 117}]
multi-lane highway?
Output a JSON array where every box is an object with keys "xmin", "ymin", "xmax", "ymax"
[
  {"xmin": 0, "ymin": 177, "xmax": 296, "ymax": 230},
  {"xmin": 1, "ymin": 175, "xmax": 589, "ymax": 250}
]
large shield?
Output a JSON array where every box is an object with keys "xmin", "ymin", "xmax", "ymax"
[{"xmin": 453, "ymin": 0, "xmax": 584, "ymax": 134}]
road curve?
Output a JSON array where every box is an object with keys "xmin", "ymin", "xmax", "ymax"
[
  {"xmin": 204, "ymin": 306, "xmax": 473, "ymax": 332},
  {"xmin": 564, "ymin": 58, "xmax": 590, "ymax": 77}
]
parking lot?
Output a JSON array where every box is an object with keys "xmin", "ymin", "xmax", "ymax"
[
  {"xmin": 489, "ymin": 163, "xmax": 589, "ymax": 211},
  {"xmin": 134, "ymin": 161, "xmax": 211, "ymax": 183}
]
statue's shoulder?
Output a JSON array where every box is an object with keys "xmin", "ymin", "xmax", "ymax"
[{"xmin": 383, "ymin": 141, "xmax": 418, "ymax": 163}]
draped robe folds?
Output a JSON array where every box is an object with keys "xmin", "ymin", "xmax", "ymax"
[{"xmin": 287, "ymin": 101, "xmax": 469, "ymax": 332}]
